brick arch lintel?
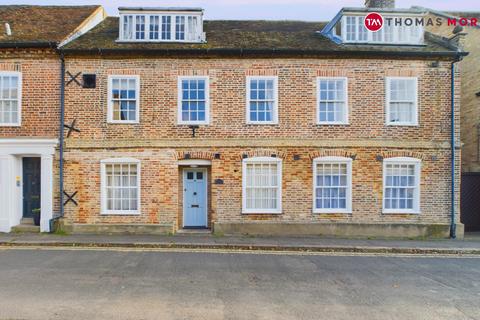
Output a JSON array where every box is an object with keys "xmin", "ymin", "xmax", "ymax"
[
  {"xmin": 240, "ymin": 149, "xmax": 287, "ymax": 160},
  {"xmin": 380, "ymin": 151, "xmax": 429, "ymax": 161},
  {"xmin": 175, "ymin": 151, "xmax": 217, "ymax": 160},
  {"xmin": 309, "ymin": 149, "xmax": 358, "ymax": 160}
]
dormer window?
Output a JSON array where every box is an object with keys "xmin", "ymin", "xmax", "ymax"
[
  {"xmin": 341, "ymin": 14, "xmax": 423, "ymax": 45},
  {"xmin": 118, "ymin": 7, "xmax": 205, "ymax": 43}
]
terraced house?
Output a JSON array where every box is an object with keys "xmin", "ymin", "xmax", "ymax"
[
  {"xmin": 55, "ymin": 0, "xmax": 465, "ymax": 238},
  {"xmin": 0, "ymin": 0, "xmax": 467, "ymax": 238},
  {"xmin": 0, "ymin": 5, "xmax": 105, "ymax": 233}
]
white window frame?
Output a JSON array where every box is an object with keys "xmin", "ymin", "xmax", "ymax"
[
  {"xmin": 312, "ymin": 156, "xmax": 352, "ymax": 214},
  {"xmin": 341, "ymin": 15, "xmax": 424, "ymax": 45},
  {"xmin": 118, "ymin": 13, "xmax": 203, "ymax": 43},
  {"xmin": 0, "ymin": 71, "xmax": 22, "ymax": 127},
  {"xmin": 316, "ymin": 77, "xmax": 349, "ymax": 125},
  {"xmin": 245, "ymin": 76, "xmax": 279, "ymax": 125},
  {"xmin": 107, "ymin": 75, "xmax": 140, "ymax": 124},
  {"xmin": 382, "ymin": 157, "xmax": 421, "ymax": 214},
  {"xmin": 385, "ymin": 77, "xmax": 418, "ymax": 126},
  {"xmin": 177, "ymin": 76, "xmax": 210, "ymax": 125},
  {"xmin": 242, "ymin": 156, "xmax": 282, "ymax": 214},
  {"xmin": 100, "ymin": 158, "xmax": 141, "ymax": 215}
]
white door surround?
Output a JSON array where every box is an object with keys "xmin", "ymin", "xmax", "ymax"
[{"xmin": 0, "ymin": 139, "xmax": 58, "ymax": 233}]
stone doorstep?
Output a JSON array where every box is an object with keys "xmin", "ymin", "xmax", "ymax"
[{"xmin": 11, "ymin": 224, "xmax": 40, "ymax": 233}]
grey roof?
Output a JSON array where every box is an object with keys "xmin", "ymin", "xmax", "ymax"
[
  {"xmin": 0, "ymin": 5, "xmax": 101, "ymax": 46},
  {"xmin": 61, "ymin": 17, "xmax": 462, "ymax": 58}
]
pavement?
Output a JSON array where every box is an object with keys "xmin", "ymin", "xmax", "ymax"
[
  {"xmin": 1, "ymin": 232, "xmax": 480, "ymax": 255},
  {"xmin": 0, "ymin": 248, "xmax": 479, "ymax": 320}
]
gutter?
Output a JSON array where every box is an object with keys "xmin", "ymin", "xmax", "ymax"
[
  {"xmin": 60, "ymin": 47, "xmax": 467, "ymax": 59},
  {"xmin": 0, "ymin": 41, "xmax": 57, "ymax": 49}
]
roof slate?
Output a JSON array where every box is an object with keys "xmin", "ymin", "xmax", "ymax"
[
  {"xmin": 0, "ymin": 5, "xmax": 101, "ymax": 45},
  {"xmin": 62, "ymin": 17, "xmax": 459, "ymax": 57}
]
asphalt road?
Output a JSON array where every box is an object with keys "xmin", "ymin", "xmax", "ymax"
[{"xmin": 0, "ymin": 248, "xmax": 479, "ymax": 320}]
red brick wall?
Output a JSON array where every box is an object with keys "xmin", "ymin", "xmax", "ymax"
[
  {"xmin": 64, "ymin": 58, "xmax": 454, "ymax": 141},
  {"xmin": 0, "ymin": 49, "xmax": 60, "ymax": 138},
  {"xmin": 62, "ymin": 56, "xmax": 460, "ymax": 229}
]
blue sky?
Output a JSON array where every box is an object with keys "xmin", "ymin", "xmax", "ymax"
[{"xmin": 0, "ymin": 0, "xmax": 478, "ymax": 20}]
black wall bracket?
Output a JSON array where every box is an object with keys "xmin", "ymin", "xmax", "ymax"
[{"xmin": 188, "ymin": 125, "xmax": 199, "ymax": 137}]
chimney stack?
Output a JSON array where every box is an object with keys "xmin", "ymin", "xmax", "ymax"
[
  {"xmin": 365, "ymin": 0, "xmax": 395, "ymax": 8},
  {"xmin": 4, "ymin": 23, "xmax": 11, "ymax": 36}
]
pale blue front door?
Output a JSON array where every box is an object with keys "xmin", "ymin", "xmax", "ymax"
[{"xmin": 183, "ymin": 168, "xmax": 207, "ymax": 228}]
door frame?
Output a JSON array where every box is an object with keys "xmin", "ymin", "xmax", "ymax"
[
  {"xmin": 182, "ymin": 167, "xmax": 208, "ymax": 228},
  {"xmin": 0, "ymin": 139, "xmax": 57, "ymax": 232}
]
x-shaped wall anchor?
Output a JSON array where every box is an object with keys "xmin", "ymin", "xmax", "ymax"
[
  {"xmin": 63, "ymin": 191, "xmax": 78, "ymax": 206},
  {"xmin": 64, "ymin": 119, "xmax": 81, "ymax": 137},
  {"xmin": 66, "ymin": 71, "xmax": 82, "ymax": 86}
]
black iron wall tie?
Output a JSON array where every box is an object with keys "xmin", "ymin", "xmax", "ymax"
[
  {"xmin": 66, "ymin": 71, "xmax": 82, "ymax": 86},
  {"xmin": 63, "ymin": 191, "xmax": 78, "ymax": 206},
  {"xmin": 64, "ymin": 119, "xmax": 81, "ymax": 138}
]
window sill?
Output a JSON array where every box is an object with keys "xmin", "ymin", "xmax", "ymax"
[
  {"xmin": 245, "ymin": 122, "xmax": 279, "ymax": 125},
  {"xmin": 382, "ymin": 210, "xmax": 420, "ymax": 215},
  {"xmin": 107, "ymin": 121, "xmax": 140, "ymax": 125},
  {"xmin": 0, "ymin": 123, "xmax": 21, "ymax": 127},
  {"xmin": 316, "ymin": 122, "xmax": 349, "ymax": 126},
  {"xmin": 385, "ymin": 122, "xmax": 419, "ymax": 127},
  {"xmin": 101, "ymin": 211, "xmax": 141, "ymax": 216},
  {"xmin": 313, "ymin": 209, "xmax": 352, "ymax": 214},
  {"xmin": 177, "ymin": 122, "xmax": 209, "ymax": 126},
  {"xmin": 242, "ymin": 210, "xmax": 282, "ymax": 215}
]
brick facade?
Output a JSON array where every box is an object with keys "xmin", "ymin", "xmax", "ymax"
[
  {"xmin": 425, "ymin": 13, "xmax": 480, "ymax": 173},
  {"xmin": 0, "ymin": 49, "xmax": 60, "ymax": 138},
  {"xmin": 62, "ymin": 57, "xmax": 461, "ymax": 233}
]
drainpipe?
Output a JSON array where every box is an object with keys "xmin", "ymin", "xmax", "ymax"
[
  {"xmin": 49, "ymin": 50, "xmax": 66, "ymax": 232},
  {"xmin": 450, "ymin": 57, "xmax": 459, "ymax": 239},
  {"xmin": 59, "ymin": 52, "xmax": 65, "ymax": 219}
]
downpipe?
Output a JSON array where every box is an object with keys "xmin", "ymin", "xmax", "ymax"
[
  {"xmin": 49, "ymin": 52, "xmax": 65, "ymax": 232},
  {"xmin": 450, "ymin": 56, "xmax": 460, "ymax": 239}
]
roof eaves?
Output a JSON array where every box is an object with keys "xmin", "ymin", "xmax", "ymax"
[
  {"xmin": 60, "ymin": 47, "xmax": 465, "ymax": 59},
  {"xmin": 0, "ymin": 41, "xmax": 57, "ymax": 48}
]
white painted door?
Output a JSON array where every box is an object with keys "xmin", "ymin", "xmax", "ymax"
[{"xmin": 183, "ymin": 168, "xmax": 207, "ymax": 228}]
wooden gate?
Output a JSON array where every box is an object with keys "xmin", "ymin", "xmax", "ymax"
[{"xmin": 461, "ymin": 173, "xmax": 480, "ymax": 231}]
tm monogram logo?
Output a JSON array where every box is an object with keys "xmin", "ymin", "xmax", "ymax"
[{"xmin": 364, "ymin": 12, "xmax": 384, "ymax": 32}]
